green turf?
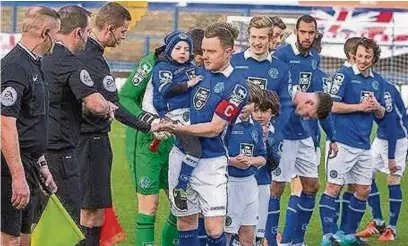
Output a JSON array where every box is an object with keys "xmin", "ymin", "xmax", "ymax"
[{"xmin": 110, "ymin": 121, "xmax": 407, "ymax": 245}]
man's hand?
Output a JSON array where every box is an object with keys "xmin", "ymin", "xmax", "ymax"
[
  {"xmin": 187, "ymin": 75, "xmax": 204, "ymax": 88},
  {"xmin": 388, "ymin": 159, "xmax": 400, "ymax": 174},
  {"xmin": 40, "ymin": 166, "xmax": 58, "ymax": 194},
  {"xmin": 153, "ymin": 131, "xmax": 172, "ymax": 140},
  {"xmin": 107, "ymin": 101, "xmax": 119, "ymax": 120},
  {"xmin": 11, "ymin": 175, "xmax": 30, "ymax": 209},
  {"xmin": 328, "ymin": 142, "xmax": 339, "ymax": 159}
]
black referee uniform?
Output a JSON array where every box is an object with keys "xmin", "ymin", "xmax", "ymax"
[
  {"xmin": 42, "ymin": 43, "xmax": 99, "ymax": 222},
  {"xmin": 1, "ymin": 43, "xmax": 47, "ymax": 236},
  {"xmin": 77, "ymin": 37, "xmax": 151, "ymax": 209}
]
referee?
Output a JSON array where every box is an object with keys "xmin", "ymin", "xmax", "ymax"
[
  {"xmin": 1, "ymin": 6, "xmax": 60, "ymax": 245},
  {"xmin": 41, "ymin": 5, "xmax": 113, "ymax": 224},
  {"xmin": 76, "ymin": 3, "xmax": 160, "ymax": 245}
]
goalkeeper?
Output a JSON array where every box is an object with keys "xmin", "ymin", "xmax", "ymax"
[{"xmin": 118, "ymin": 29, "xmax": 205, "ymax": 246}]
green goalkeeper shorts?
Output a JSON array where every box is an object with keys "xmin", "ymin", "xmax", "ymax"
[{"xmin": 132, "ymin": 132, "xmax": 174, "ymax": 195}]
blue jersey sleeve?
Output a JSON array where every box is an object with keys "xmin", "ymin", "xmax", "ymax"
[
  {"xmin": 273, "ymin": 46, "xmax": 287, "ymax": 63},
  {"xmin": 320, "ymin": 114, "xmax": 336, "ymax": 142},
  {"xmin": 215, "ymin": 82, "xmax": 249, "ymax": 122},
  {"xmin": 385, "ymin": 110, "xmax": 397, "ymax": 159},
  {"xmin": 329, "ymin": 69, "xmax": 348, "ymax": 102}
]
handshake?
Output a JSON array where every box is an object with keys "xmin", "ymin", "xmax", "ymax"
[{"xmin": 140, "ymin": 112, "xmax": 183, "ymax": 140}]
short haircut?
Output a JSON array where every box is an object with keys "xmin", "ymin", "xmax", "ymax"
[
  {"xmin": 22, "ymin": 6, "xmax": 60, "ymax": 33},
  {"xmin": 248, "ymin": 82, "xmax": 264, "ymax": 107},
  {"xmin": 296, "ymin": 14, "xmax": 317, "ymax": 30},
  {"xmin": 344, "ymin": 37, "xmax": 361, "ymax": 60},
  {"xmin": 352, "ymin": 37, "xmax": 381, "ymax": 64},
  {"xmin": 259, "ymin": 90, "xmax": 280, "ymax": 117},
  {"xmin": 187, "ymin": 28, "xmax": 204, "ymax": 55},
  {"xmin": 269, "ymin": 16, "xmax": 286, "ymax": 30},
  {"xmin": 316, "ymin": 91, "xmax": 333, "ymax": 120},
  {"xmin": 58, "ymin": 5, "xmax": 91, "ymax": 35},
  {"xmin": 248, "ymin": 16, "xmax": 273, "ymax": 37},
  {"xmin": 204, "ymin": 22, "xmax": 239, "ymax": 48},
  {"xmin": 95, "ymin": 2, "xmax": 132, "ymax": 30}
]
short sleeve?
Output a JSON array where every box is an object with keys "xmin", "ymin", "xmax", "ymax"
[
  {"xmin": 67, "ymin": 67, "xmax": 98, "ymax": 101},
  {"xmin": 1, "ymin": 65, "xmax": 28, "ymax": 117}
]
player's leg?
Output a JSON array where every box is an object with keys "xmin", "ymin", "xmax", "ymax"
[
  {"xmin": 79, "ymin": 134, "xmax": 113, "ymax": 246},
  {"xmin": 225, "ymin": 177, "xmax": 246, "ymax": 244},
  {"xmin": 160, "ymin": 138, "xmax": 180, "ymax": 246},
  {"xmin": 339, "ymin": 185, "xmax": 354, "ymax": 233},
  {"xmin": 197, "ymin": 215, "xmax": 207, "ymax": 245},
  {"xmin": 134, "ymin": 133, "xmax": 165, "ymax": 246},
  {"xmin": 342, "ymin": 148, "xmax": 374, "ymax": 245},
  {"xmin": 192, "ymin": 155, "xmax": 228, "ymax": 246},
  {"xmin": 379, "ymin": 138, "xmax": 407, "ymax": 241},
  {"xmin": 173, "ymin": 134, "xmax": 201, "ymax": 211},
  {"xmin": 255, "ymin": 184, "xmax": 270, "ymax": 245},
  {"xmin": 279, "ymin": 176, "xmax": 301, "ymax": 244},
  {"xmin": 319, "ymin": 142, "xmax": 351, "ymax": 245},
  {"xmin": 266, "ymin": 139, "xmax": 297, "ymax": 246},
  {"xmin": 292, "ymin": 137, "xmax": 320, "ymax": 245},
  {"xmin": 168, "ymin": 147, "xmax": 201, "ymax": 245},
  {"xmin": 238, "ymin": 177, "xmax": 259, "ymax": 246}
]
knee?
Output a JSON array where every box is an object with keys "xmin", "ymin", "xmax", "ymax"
[
  {"xmin": 80, "ymin": 208, "xmax": 104, "ymax": 227},
  {"xmin": 1, "ymin": 233, "xmax": 20, "ymax": 246},
  {"xmin": 355, "ymin": 185, "xmax": 371, "ymax": 200},
  {"xmin": 270, "ymin": 181, "xmax": 285, "ymax": 197},
  {"xmin": 302, "ymin": 178, "xmax": 319, "ymax": 195},
  {"xmin": 325, "ymin": 183, "xmax": 341, "ymax": 197},
  {"xmin": 346, "ymin": 184, "xmax": 356, "ymax": 193},
  {"xmin": 178, "ymin": 215, "xmax": 198, "ymax": 231},
  {"xmin": 205, "ymin": 220, "xmax": 224, "ymax": 238},
  {"xmin": 137, "ymin": 194, "xmax": 159, "ymax": 215}
]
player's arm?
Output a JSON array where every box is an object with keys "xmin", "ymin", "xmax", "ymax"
[
  {"xmin": 118, "ymin": 53, "xmax": 156, "ymax": 118},
  {"xmin": 169, "ymin": 114, "xmax": 229, "ymax": 137},
  {"xmin": 329, "ymin": 71, "xmax": 364, "ymax": 114},
  {"xmin": 319, "ymin": 114, "xmax": 335, "ymax": 142},
  {"xmin": 1, "ymin": 74, "xmax": 30, "ymax": 209},
  {"xmin": 82, "ymin": 93, "xmax": 111, "ymax": 116},
  {"xmin": 250, "ymin": 124, "xmax": 267, "ymax": 167}
]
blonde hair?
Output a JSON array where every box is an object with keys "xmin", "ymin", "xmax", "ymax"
[
  {"xmin": 247, "ymin": 16, "xmax": 273, "ymax": 38},
  {"xmin": 22, "ymin": 6, "xmax": 60, "ymax": 34}
]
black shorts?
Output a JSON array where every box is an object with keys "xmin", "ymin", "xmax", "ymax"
[
  {"xmin": 1, "ymin": 154, "xmax": 39, "ymax": 237},
  {"xmin": 78, "ymin": 134, "xmax": 113, "ymax": 209},
  {"xmin": 45, "ymin": 150, "xmax": 81, "ymax": 223}
]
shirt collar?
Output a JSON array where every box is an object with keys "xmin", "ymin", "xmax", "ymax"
[
  {"xmin": 287, "ymin": 34, "xmax": 312, "ymax": 57},
  {"xmin": 343, "ymin": 60, "xmax": 352, "ymax": 67},
  {"xmin": 89, "ymin": 36, "xmax": 104, "ymax": 53},
  {"xmin": 212, "ymin": 64, "xmax": 234, "ymax": 77},
  {"xmin": 352, "ymin": 64, "xmax": 374, "ymax": 78},
  {"xmin": 244, "ymin": 48, "xmax": 272, "ymax": 62},
  {"xmin": 17, "ymin": 43, "xmax": 40, "ymax": 61},
  {"xmin": 235, "ymin": 116, "xmax": 254, "ymax": 125}
]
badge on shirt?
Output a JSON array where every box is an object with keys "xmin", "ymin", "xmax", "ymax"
[
  {"xmin": 384, "ymin": 91, "xmax": 393, "ymax": 112},
  {"xmin": 251, "ymin": 130, "xmax": 259, "ymax": 143},
  {"xmin": 268, "ymin": 68, "xmax": 279, "ymax": 79},
  {"xmin": 240, "ymin": 143, "xmax": 254, "ymax": 156},
  {"xmin": 132, "ymin": 63, "xmax": 153, "ymax": 86},
  {"xmin": 159, "ymin": 70, "xmax": 173, "ymax": 84},
  {"xmin": 299, "ymin": 72, "xmax": 312, "ymax": 92},
  {"xmin": 330, "ymin": 73, "xmax": 344, "ymax": 95},
  {"xmin": 322, "ymin": 77, "xmax": 331, "ymax": 93},
  {"xmin": 248, "ymin": 77, "xmax": 267, "ymax": 90},
  {"xmin": 1, "ymin": 86, "xmax": 17, "ymax": 106},
  {"xmin": 213, "ymin": 82, "xmax": 224, "ymax": 94},
  {"xmin": 360, "ymin": 91, "xmax": 374, "ymax": 103},
  {"xmin": 230, "ymin": 84, "xmax": 248, "ymax": 106},
  {"xmin": 372, "ymin": 80, "xmax": 379, "ymax": 91},
  {"xmin": 103, "ymin": 75, "xmax": 117, "ymax": 92},
  {"xmin": 311, "ymin": 60, "xmax": 318, "ymax": 70},
  {"xmin": 186, "ymin": 68, "xmax": 196, "ymax": 80},
  {"xmin": 193, "ymin": 87, "xmax": 210, "ymax": 110},
  {"xmin": 80, "ymin": 69, "xmax": 94, "ymax": 87}
]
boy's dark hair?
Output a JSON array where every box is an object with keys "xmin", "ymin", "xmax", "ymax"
[
  {"xmin": 344, "ymin": 37, "xmax": 361, "ymax": 60},
  {"xmin": 259, "ymin": 90, "xmax": 280, "ymax": 116},
  {"xmin": 316, "ymin": 91, "xmax": 333, "ymax": 120},
  {"xmin": 248, "ymin": 82, "xmax": 264, "ymax": 107}
]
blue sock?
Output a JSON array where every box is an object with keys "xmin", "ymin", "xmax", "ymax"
[
  {"xmin": 292, "ymin": 192, "xmax": 316, "ymax": 244},
  {"xmin": 319, "ymin": 193, "xmax": 337, "ymax": 235},
  {"xmin": 207, "ymin": 233, "xmax": 226, "ymax": 246},
  {"xmin": 368, "ymin": 180, "xmax": 383, "ymax": 221},
  {"xmin": 179, "ymin": 229, "xmax": 199, "ymax": 246},
  {"xmin": 333, "ymin": 196, "xmax": 340, "ymax": 232},
  {"xmin": 281, "ymin": 195, "xmax": 298, "ymax": 243},
  {"xmin": 344, "ymin": 195, "xmax": 366, "ymax": 235},
  {"xmin": 265, "ymin": 195, "xmax": 280, "ymax": 246},
  {"xmin": 340, "ymin": 192, "xmax": 352, "ymax": 232},
  {"xmin": 177, "ymin": 155, "xmax": 199, "ymax": 190},
  {"xmin": 198, "ymin": 217, "xmax": 207, "ymax": 246},
  {"xmin": 389, "ymin": 184, "xmax": 402, "ymax": 228}
]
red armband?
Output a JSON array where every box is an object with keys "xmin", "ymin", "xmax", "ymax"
[{"xmin": 215, "ymin": 99, "xmax": 239, "ymax": 122}]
